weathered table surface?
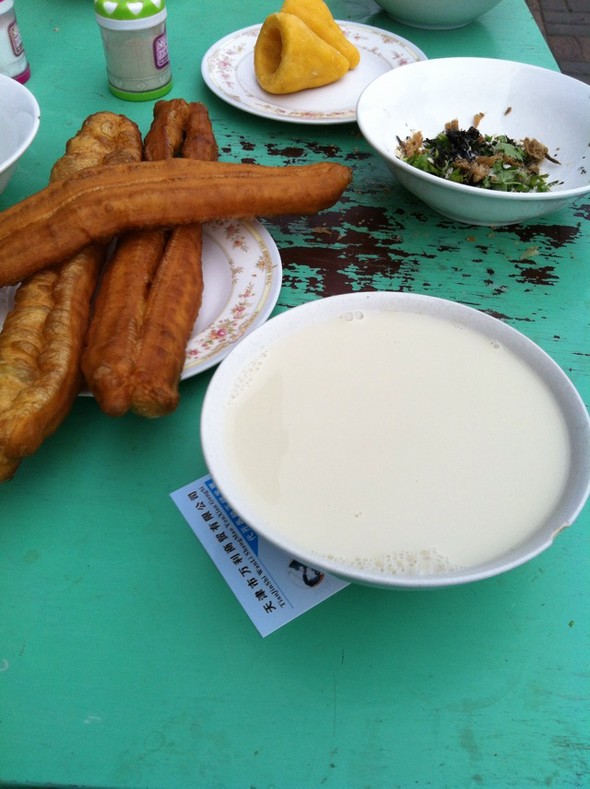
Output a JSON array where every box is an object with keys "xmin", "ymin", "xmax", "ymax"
[{"xmin": 2, "ymin": 1, "xmax": 589, "ymax": 786}]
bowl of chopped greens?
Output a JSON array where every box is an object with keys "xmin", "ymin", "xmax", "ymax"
[
  {"xmin": 374, "ymin": 0, "xmax": 503, "ymax": 29},
  {"xmin": 356, "ymin": 58, "xmax": 590, "ymax": 226}
]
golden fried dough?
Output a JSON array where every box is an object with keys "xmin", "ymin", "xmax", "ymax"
[
  {"xmin": 81, "ymin": 229, "xmax": 168, "ymax": 417},
  {"xmin": 0, "ymin": 112, "xmax": 143, "ymax": 481},
  {"xmin": 129, "ymin": 102, "xmax": 218, "ymax": 418},
  {"xmin": 0, "ymin": 159, "xmax": 352, "ymax": 287},
  {"xmin": 83, "ymin": 101, "xmax": 220, "ymax": 418}
]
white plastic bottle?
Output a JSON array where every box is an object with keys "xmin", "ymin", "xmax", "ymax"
[
  {"xmin": 0, "ymin": 0, "xmax": 30, "ymax": 83},
  {"xmin": 95, "ymin": 0, "xmax": 172, "ymax": 101}
]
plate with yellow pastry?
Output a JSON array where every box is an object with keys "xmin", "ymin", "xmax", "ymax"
[{"xmin": 201, "ymin": 19, "xmax": 427, "ymax": 124}]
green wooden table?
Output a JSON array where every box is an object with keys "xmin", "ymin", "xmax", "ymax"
[{"xmin": 2, "ymin": 1, "xmax": 589, "ymax": 786}]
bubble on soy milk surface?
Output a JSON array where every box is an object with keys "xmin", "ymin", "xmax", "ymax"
[
  {"xmin": 228, "ymin": 351, "xmax": 268, "ymax": 404},
  {"xmin": 325, "ymin": 548, "xmax": 460, "ymax": 577},
  {"xmin": 341, "ymin": 310, "xmax": 365, "ymax": 322}
]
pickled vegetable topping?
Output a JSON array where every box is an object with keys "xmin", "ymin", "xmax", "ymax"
[{"xmin": 398, "ymin": 119, "xmax": 558, "ymax": 192}]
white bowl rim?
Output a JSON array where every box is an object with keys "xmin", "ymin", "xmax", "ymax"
[
  {"xmin": 373, "ymin": 0, "xmax": 503, "ymax": 30},
  {"xmin": 201, "ymin": 291, "xmax": 590, "ymax": 589},
  {"xmin": 356, "ymin": 57, "xmax": 590, "ymax": 202},
  {"xmin": 0, "ymin": 73, "xmax": 41, "ymax": 173}
]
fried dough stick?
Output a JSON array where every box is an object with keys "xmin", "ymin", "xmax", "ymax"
[
  {"xmin": 83, "ymin": 101, "xmax": 218, "ymax": 417},
  {"xmin": 143, "ymin": 97, "xmax": 191, "ymax": 161},
  {"xmin": 130, "ymin": 102, "xmax": 219, "ymax": 417},
  {"xmin": 80, "ymin": 229, "xmax": 168, "ymax": 416},
  {"xmin": 0, "ymin": 113, "xmax": 143, "ymax": 481},
  {"xmin": 0, "ymin": 158, "xmax": 352, "ymax": 287},
  {"xmin": 81, "ymin": 99, "xmax": 192, "ymax": 416}
]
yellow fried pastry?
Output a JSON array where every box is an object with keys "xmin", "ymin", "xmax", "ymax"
[
  {"xmin": 0, "ymin": 112, "xmax": 142, "ymax": 481},
  {"xmin": 83, "ymin": 100, "xmax": 219, "ymax": 419},
  {"xmin": 254, "ymin": 12, "xmax": 349, "ymax": 94},
  {"xmin": 0, "ymin": 159, "xmax": 352, "ymax": 287},
  {"xmin": 129, "ymin": 102, "xmax": 219, "ymax": 419},
  {"xmin": 281, "ymin": 0, "xmax": 360, "ymax": 69}
]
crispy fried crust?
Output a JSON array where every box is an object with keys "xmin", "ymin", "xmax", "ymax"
[
  {"xmin": 83, "ymin": 100, "xmax": 220, "ymax": 418},
  {"xmin": 81, "ymin": 101, "xmax": 193, "ymax": 415},
  {"xmin": 130, "ymin": 102, "xmax": 218, "ymax": 418},
  {"xmin": 81, "ymin": 229, "xmax": 168, "ymax": 416},
  {"xmin": 180, "ymin": 102, "xmax": 219, "ymax": 162},
  {"xmin": 0, "ymin": 112, "xmax": 143, "ymax": 480},
  {"xmin": 129, "ymin": 222, "xmax": 205, "ymax": 417},
  {"xmin": 0, "ymin": 158, "xmax": 352, "ymax": 287},
  {"xmin": 143, "ymin": 98, "xmax": 191, "ymax": 162},
  {"xmin": 50, "ymin": 112, "xmax": 143, "ymax": 180},
  {"xmin": 0, "ymin": 246, "xmax": 105, "ymax": 472}
]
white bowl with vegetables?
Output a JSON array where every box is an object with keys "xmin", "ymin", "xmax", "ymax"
[
  {"xmin": 373, "ymin": 0, "xmax": 503, "ymax": 29},
  {"xmin": 356, "ymin": 58, "xmax": 590, "ymax": 226}
]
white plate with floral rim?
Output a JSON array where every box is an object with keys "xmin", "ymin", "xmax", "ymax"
[
  {"xmin": 0, "ymin": 218, "xmax": 283, "ymax": 385},
  {"xmin": 201, "ymin": 21, "xmax": 427, "ymax": 125}
]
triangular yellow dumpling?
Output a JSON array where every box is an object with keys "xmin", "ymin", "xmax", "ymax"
[
  {"xmin": 280, "ymin": 0, "xmax": 360, "ymax": 69},
  {"xmin": 254, "ymin": 12, "xmax": 350, "ymax": 94}
]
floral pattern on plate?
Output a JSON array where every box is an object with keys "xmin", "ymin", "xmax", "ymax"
[
  {"xmin": 201, "ymin": 22, "xmax": 427, "ymax": 125},
  {"xmin": 183, "ymin": 218, "xmax": 282, "ymax": 376}
]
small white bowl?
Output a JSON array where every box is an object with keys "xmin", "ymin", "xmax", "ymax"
[
  {"xmin": 201, "ymin": 292, "xmax": 590, "ymax": 589},
  {"xmin": 0, "ymin": 73, "xmax": 40, "ymax": 197},
  {"xmin": 356, "ymin": 58, "xmax": 590, "ymax": 226},
  {"xmin": 374, "ymin": 0, "xmax": 503, "ymax": 29}
]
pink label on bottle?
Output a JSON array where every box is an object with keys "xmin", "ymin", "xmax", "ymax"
[
  {"xmin": 153, "ymin": 32, "xmax": 169, "ymax": 70},
  {"xmin": 8, "ymin": 19, "xmax": 23, "ymax": 57}
]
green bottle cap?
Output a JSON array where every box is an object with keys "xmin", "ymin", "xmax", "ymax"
[{"xmin": 94, "ymin": 0, "xmax": 166, "ymax": 22}]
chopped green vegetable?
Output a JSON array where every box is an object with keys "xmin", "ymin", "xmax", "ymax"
[{"xmin": 398, "ymin": 120, "xmax": 558, "ymax": 193}]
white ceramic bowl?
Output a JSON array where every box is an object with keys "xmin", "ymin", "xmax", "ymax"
[
  {"xmin": 201, "ymin": 292, "xmax": 590, "ymax": 589},
  {"xmin": 0, "ymin": 73, "xmax": 40, "ymax": 197},
  {"xmin": 356, "ymin": 58, "xmax": 590, "ymax": 226},
  {"xmin": 374, "ymin": 0, "xmax": 503, "ymax": 29}
]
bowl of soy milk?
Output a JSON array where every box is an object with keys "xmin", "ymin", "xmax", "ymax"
[{"xmin": 201, "ymin": 292, "xmax": 590, "ymax": 588}]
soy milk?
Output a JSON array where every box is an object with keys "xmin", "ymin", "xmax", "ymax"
[{"xmin": 222, "ymin": 309, "xmax": 571, "ymax": 574}]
